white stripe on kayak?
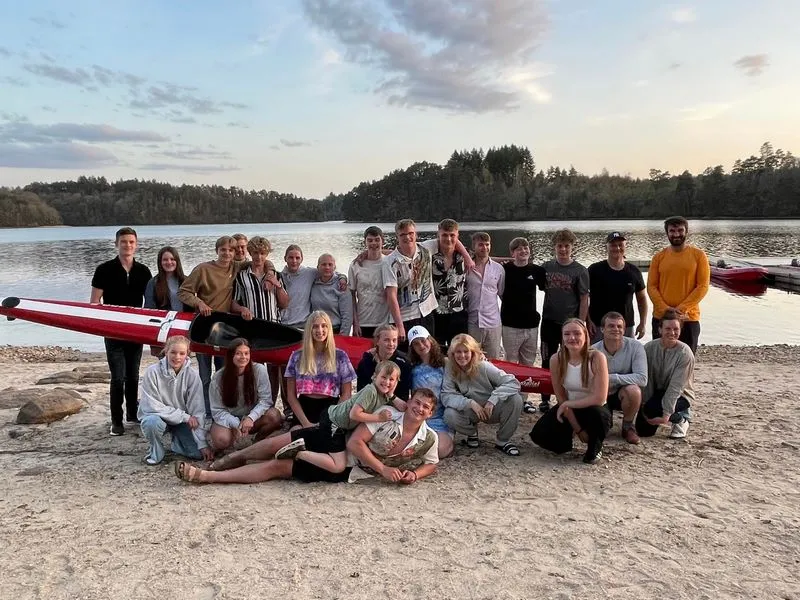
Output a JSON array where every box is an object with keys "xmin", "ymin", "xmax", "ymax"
[{"xmin": 16, "ymin": 300, "xmax": 192, "ymax": 332}]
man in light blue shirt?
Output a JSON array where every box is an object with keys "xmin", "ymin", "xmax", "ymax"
[{"xmin": 591, "ymin": 311, "xmax": 647, "ymax": 444}]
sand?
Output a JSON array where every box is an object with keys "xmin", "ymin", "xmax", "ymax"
[{"xmin": 1, "ymin": 345, "xmax": 799, "ymax": 600}]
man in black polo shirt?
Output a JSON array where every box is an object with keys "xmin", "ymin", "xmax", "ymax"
[
  {"xmin": 91, "ymin": 227, "xmax": 152, "ymax": 436},
  {"xmin": 587, "ymin": 232, "xmax": 648, "ymax": 344}
]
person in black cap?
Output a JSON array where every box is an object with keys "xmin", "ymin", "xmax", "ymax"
[{"xmin": 587, "ymin": 232, "xmax": 647, "ymax": 344}]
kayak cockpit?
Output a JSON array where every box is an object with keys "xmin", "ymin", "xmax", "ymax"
[{"xmin": 188, "ymin": 312, "xmax": 303, "ymax": 350}]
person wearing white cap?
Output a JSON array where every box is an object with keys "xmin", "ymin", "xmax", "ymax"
[
  {"xmin": 587, "ymin": 232, "xmax": 647, "ymax": 344},
  {"xmin": 407, "ymin": 325, "xmax": 455, "ymax": 458}
]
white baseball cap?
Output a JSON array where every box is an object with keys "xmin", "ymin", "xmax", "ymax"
[{"xmin": 407, "ymin": 325, "xmax": 431, "ymax": 344}]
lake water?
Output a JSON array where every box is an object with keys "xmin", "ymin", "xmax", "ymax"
[{"xmin": 1, "ymin": 220, "xmax": 799, "ymax": 349}]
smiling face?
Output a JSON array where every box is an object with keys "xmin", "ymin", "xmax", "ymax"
[
  {"xmin": 405, "ymin": 392, "xmax": 435, "ymax": 423},
  {"xmin": 511, "ymin": 244, "xmax": 530, "ymax": 265},
  {"xmin": 660, "ymin": 318, "xmax": 681, "ymax": 346},
  {"xmin": 160, "ymin": 250, "xmax": 177, "ymax": 274},
  {"xmin": 410, "ymin": 336, "xmax": 431, "ymax": 360},
  {"xmin": 216, "ymin": 243, "xmax": 235, "ymax": 266},
  {"xmin": 396, "ymin": 225, "xmax": 417, "ymax": 254},
  {"xmin": 452, "ymin": 344, "xmax": 472, "ymax": 369},
  {"xmin": 311, "ymin": 317, "xmax": 329, "ymax": 343},
  {"xmin": 116, "ymin": 234, "xmax": 137, "ymax": 259},
  {"xmin": 607, "ymin": 239, "xmax": 626, "ymax": 260},
  {"xmin": 232, "ymin": 343, "xmax": 251, "ymax": 372},
  {"xmin": 166, "ymin": 341, "xmax": 188, "ymax": 372},
  {"xmin": 562, "ymin": 321, "xmax": 587, "ymax": 352},
  {"xmin": 365, "ymin": 234, "xmax": 383, "ymax": 253},
  {"xmin": 602, "ymin": 316, "xmax": 625, "ymax": 343},
  {"xmin": 374, "ymin": 368, "xmax": 399, "ymax": 396},
  {"xmin": 473, "ymin": 238, "xmax": 491, "ymax": 260},
  {"xmin": 555, "ymin": 242, "xmax": 573, "ymax": 263},
  {"xmin": 667, "ymin": 224, "xmax": 687, "ymax": 247},
  {"xmin": 376, "ymin": 330, "xmax": 398, "ymax": 360},
  {"xmin": 285, "ymin": 249, "xmax": 303, "ymax": 273},
  {"xmin": 234, "ymin": 238, "xmax": 248, "ymax": 261},
  {"xmin": 437, "ymin": 228, "xmax": 458, "ymax": 253}
]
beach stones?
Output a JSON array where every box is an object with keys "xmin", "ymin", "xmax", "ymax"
[
  {"xmin": 36, "ymin": 365, "xmax": 110, "ymax": 385},
  {"xmin": 14, "ymin": 388, "xmax": 87, "ymax": 424}
]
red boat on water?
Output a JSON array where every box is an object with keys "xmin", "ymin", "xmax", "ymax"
[
  {"xmin": 0, "ymin": 296, "xmax": 553, "ymax": 395},
  {"xmin": 710, "ymin": 278, "xmax": 768, "ymax": 297},
  {"xmin": 709, "ymin": 260, "xmax": 768, "ymax": 283}
]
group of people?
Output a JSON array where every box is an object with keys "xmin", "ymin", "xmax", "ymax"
[{"xmin": 88, "ymin": 215, "xmax": 709, "ymax": 483}]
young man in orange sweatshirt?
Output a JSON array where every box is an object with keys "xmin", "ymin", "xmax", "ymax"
[{"xmin": 647, "ymin": 216, "xmax": 710, "ymax": 354}]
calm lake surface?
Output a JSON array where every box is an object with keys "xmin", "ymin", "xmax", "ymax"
[{"xmin": 1, "ymin": 220, "xmax": 799, "ymax": 349}]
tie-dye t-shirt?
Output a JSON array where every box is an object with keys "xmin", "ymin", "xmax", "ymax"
[{"xmin": 285, "ymin": 348, "xmax": 357, "ymax": 397}]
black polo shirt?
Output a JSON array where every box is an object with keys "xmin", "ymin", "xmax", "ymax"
[{"xmin": 91, "ymin": 257, "xmax": 152, "ymax": 307}]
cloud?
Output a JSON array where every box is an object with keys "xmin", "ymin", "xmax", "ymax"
[
  {"xmin": 30, "ymin": 16, "xmax": 67, "ymax": 29},
  {"xmin": 158, "ymin": 148, "xmax": 233, "ymax": 160},
  {"xmin": 0, "ymin": 142, "xmax": 118, "ymax": 168},
  {"xmin": 40, "ymin": 105, "xmax": 57, "ymax": 112},
  {"xmin": 734, "ymin": 54, "xmax": 768, "ymax": 77},
  {"xmin": 280, "ymin": 138, "xmax": 311, "ymax": 147},
  {"xmin": 0, "ymin": 120, "xmax": 169, "ymax": 144},
  {"xmin": 270, "ymin": 144, "xmax": 281, "ymax": 151},
  {"xmin": 23, "ymin": 63, "xmax": 93, "ymax": 86},
  {"xmin": 140, "ymin": 162, "xmax": 241, "ymax": 174},
  {"xmin": 1, "ymin": 76, "xmax": 28, "ymax": 87},
  {"xmin": 226, "ymin": 121, "xmax": 249, "ymax": 128},
  {"xmin": 670, "ymin": 7, "xmax": 696, "ymax": 23},
  {"xmin": 301, "ymin": 0, "xmax": 551, "ymax": 113},
  {"xmin": 0, "ymin": 46, "xmax": 12, "ymax": 57},
  {"xmin": 129, "ymin": 84, "xmax": 250, "ymax": 115},
  {"xmin": 678, "ymin": 103, "xmax": 731, "ymax": 122},
  {"xmin": 667, "ymin": 62, "xmax": 682, "ymax": 70},
  {"xmin": 322, "ymin": 48, "xmax": 342, "ymax": 65}
]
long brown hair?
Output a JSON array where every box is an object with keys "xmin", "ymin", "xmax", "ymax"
[
  {"xmin": 556, "ymin": 318, "xmax": 595, "ymax": 389},
  {"xmin": 154, "ymin": 246, "xmax": 186, "ymax": 310},
  {"xmin": 221, "ymin": 338, "xmax": 256, "ymax": 409},
  {"xmin": 408, "ymin": 334, "xmax": 446, "ymax": 368}
]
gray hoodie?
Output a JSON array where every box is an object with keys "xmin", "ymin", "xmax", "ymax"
[
  {"xmin": 441, "ymin": 360, "xmax": 521, "ymax": 410},
  {"xmin": 311, "ymin": 275, "xmax": 353, "ymax": 334},
  {"xmin": 137, "ymin": 357, "xmax": 208, "ymax": 449},
  {"xmin": 210, "ymin": 362, "xmax": 273, "ymax": 429}
]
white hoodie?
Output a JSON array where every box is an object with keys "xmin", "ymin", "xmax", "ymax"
[{"xmin": 137, "ymin": 357, "xmax": 208, "ymax": 450}]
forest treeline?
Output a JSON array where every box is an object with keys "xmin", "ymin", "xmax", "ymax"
[{"xmin": 2, "ymin": 141, "xmax": 799, "ymax": 228}]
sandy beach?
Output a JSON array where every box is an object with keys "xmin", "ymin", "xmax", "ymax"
[{"xmin": 1, "ymin": 344, "xmax": 799, "ymax": 600}]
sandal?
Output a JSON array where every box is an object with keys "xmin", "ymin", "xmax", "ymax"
[
  {"xmin": 523, "ymin": 402, "xmax": 538, "ymax": 414},
  {"xmin": 461, "ymin": 435, "xmax": 480, "ymax": 449},
  {"xmin": 208, "ymin": 453, "xmax": 246, "ymax": 472},
  {"xmin": 174, "ymin": 461, "xmax": 204, "ymax": 483},
  {"xmin": 495, "ymin": 442, "xmax": 521, "ymax": 457}
]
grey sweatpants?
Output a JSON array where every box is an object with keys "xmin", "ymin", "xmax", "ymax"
[{"xmin": 443, "ymin": 393, "xmax": 524, "ymax": 446}]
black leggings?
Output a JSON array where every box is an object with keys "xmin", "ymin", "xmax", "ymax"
[
  {"xmin": 539, "ymin": 320, "xmax": 563, "ymax": 403},
  {"xmin": 530, "ymin": 404, "xmax": 612, "ymax": 456},
  {"xmin": 635, "ymin": 390, "xmax": 691, "ymax": 437}
]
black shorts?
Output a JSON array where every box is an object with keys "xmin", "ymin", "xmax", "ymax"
[
  {"xmin": 288, "ymin": 395, "xmax": 338, "ymax": 426},
  {"xmin": 607, "ymin": 391, "xmax": 622, "ymax": 412},
  {"xmin": 289, "ymin": 411, "xmax": 350, "ymax": 483}
]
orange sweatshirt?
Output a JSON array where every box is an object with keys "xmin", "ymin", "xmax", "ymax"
[
  {"xmin": 178, "ymin": 261, "xmax": 236, "ymax": 312},
  {"xmin": 647, "ymin": 246, "xmax": 710, "ymax": 321}
]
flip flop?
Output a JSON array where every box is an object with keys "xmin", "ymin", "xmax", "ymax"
[
  {"xmin": 523, "ymin": 402, "xmax": 538, "ymax": 414},
  {"xmin": 174, "ymin": 461, "xmax": 204, "ymax": 483},
  {"xmin": 461, "ymin": 435, "xmax": 480, "ymax": 449},
  {"xmin": 495, "ymin": 442, "xmax": 521, "ymax": 457}
]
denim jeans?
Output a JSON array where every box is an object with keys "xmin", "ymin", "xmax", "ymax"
[
  {"xmin": 196, "ymin": 353, "xmax": 224, "ymax": 416},
  {"xmin": 104, "ymin": 338, "xmax": 143, "ymax": 424},
  {"xmin": 140, "ymin": 415, "xmax": 202, "ymax": 464}
]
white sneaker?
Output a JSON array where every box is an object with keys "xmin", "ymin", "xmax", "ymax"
[
  {"xmin": 275, "ymin": 438, "xmax": 306, "ymax": 460},
  {"xmin": 669, "ymin": 419, "xmax": 689, "ymax": 439}
]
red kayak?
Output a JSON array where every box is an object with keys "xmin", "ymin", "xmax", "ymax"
[
  {"xmin": 0, "ymin": 297, "xmax": 553, "ymax": 395},
  {"xmin": 710, "ymin": 263, "xmax": 767, "ymax": 283}
]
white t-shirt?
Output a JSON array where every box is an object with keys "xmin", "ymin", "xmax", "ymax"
[
  {"xmin": 348, "ymin": 258, "xmax": 389, "ymax": 328},
  {"xmin": 382, "ymin": 244, "xmax": 438, "ymax": 322}
]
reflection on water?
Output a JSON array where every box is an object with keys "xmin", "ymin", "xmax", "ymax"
[{"xmin": 1, "ymin": 220, "xmax": 799, "ymax": 349}]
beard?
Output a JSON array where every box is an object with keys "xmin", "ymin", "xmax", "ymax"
[{"xmin": 669, "ymin": 235, "xmax": 686, "ymax": 246}]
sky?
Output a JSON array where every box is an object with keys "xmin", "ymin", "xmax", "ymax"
[{"xmin": 1, "ymin": 0, "xmax": 799, "ymax": 198}]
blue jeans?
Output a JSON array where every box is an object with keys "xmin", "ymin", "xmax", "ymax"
[
  {"xmin": 104, "ymin": 338, "xmax": 143, "ymax": 424},
  {"xmin": 196, "ymin": 353, "xmax": 224, "ymax": 416},
  {"xmin": 140, "ymin": 415, "xmax": 203, "ymax": 464}
]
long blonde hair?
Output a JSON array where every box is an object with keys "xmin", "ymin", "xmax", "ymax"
[
  {"xmin": 447, "ymin": 334, "xmax": 484, "ymax": 381},
  {"xmin": 298, "ymin": 310, "xmax": 337, "ymax": 375},
  {"xmin": 556, "ymin": 318, "xmax": 594, "ymax": 389}
]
